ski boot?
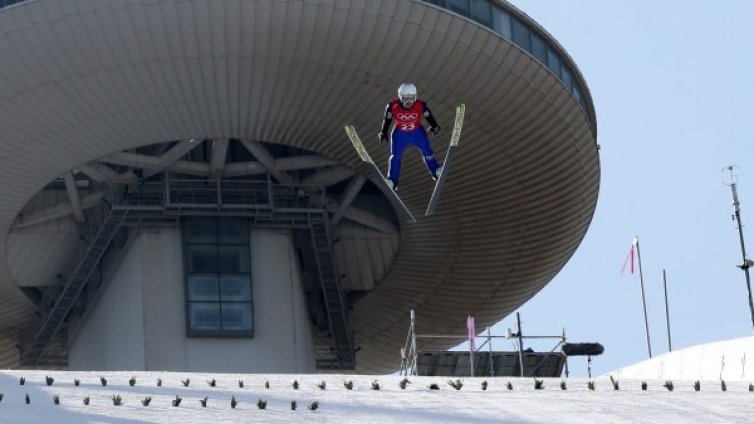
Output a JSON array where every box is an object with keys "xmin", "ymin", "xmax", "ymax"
[{"xmin": 431, "ymin": 164, "xmax": 444, "ymax": 181}]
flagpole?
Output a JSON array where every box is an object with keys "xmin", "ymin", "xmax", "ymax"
[
  {"xmin": 724, "ymin": 166, "xmax": 754, "ymax": 330},
  {"xmin": 663, "ymin": 269, "xmax": 672, "ymax": 352},
  {"xmin": 516, "ymin": 312, "xmax": 525, "ymax": 377},
  {"xmin": 635, "ymin": 236, "xmax": 653, "ymax": 358}
]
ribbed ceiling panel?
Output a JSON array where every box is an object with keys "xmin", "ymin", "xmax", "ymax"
[{"xmin": 0, "ymin": 0, "xmax": 598, "ymax": 372}]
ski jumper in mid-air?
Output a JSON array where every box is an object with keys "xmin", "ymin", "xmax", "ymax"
[{"xmin": 378, "ymin": 83, "xmax": 442, "ymax": 190}]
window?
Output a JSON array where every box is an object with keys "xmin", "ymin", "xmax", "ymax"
[
  {"xmin": 447, "ymin": 0, "xmax": 470, "ymax": 16},
  {"xmin": 183, "ymin": 217, "xmax": 253, "ymax": 337},
  {"xmin": 492, "ymin": 6, "xmax": 512, "ymax": 39},
  {"xmin": 546, "ymin": 47, "xmax": 562, "ymax": 78},
  {"xmin": 561, "ymin": 66, "xmax": 574, "ymax": 92},
  {"xmin": 511, "ymin": 17, "xmax": 531, "ymax": 51},
  {"xmin": 470, "ymin": 0, "xmax": 492, "ymax": 27},
  {"xmin": 0, "ymin": 0, "xmax": 23, "ymax": 8},
  {"xmin": 531, "ymin": 32, "xmax": 547, "ymax": 64},
  {"xmin": 573, "ymin": 84, "xmax": 584, "ymax": 106}
]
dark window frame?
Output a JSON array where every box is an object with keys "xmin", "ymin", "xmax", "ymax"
[
  {"xmin": 470, "ymin": 0, "xmax": 492, "ymax": 27},
  {"xmin": 491, "ymin": 5, "xmax": 512, "ymax": 38},
  {"xmin": 447, "ymin": 0, "xmax": 471, "ymax": 16},
  {"xmin": 183, "ymin": 217, "xmax": 254, "ymax": 338},
  {"xmin": 511, "ymin": 17, "xmax": 531, "ymax": 51},
  {"xmin": 530, "ymin": 31, "xmax": 548, "ymax": 64},
  {"xmin": 547, "ymin": 47, "xmax": 562, "ymax": 79}
]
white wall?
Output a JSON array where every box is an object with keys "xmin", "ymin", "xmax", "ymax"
[
  {"xmin": 249, "ymin": 228, "xmax": 316, "ymax": 373},
  {"xmin": 69, "ymin": 226, "xmax": 315, "ymax": 373},
  {"xmin": 610, "ymin": 336, "xmax": 754, "ymax": 381},
  {"xmin": 68, "ymin": 233, "xmax": 146, "ymax": 370}
]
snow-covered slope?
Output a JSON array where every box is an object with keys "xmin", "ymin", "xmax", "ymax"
[
  {"xmin": 610, "ymin": 336, "xmax": 754, "ymax": 381},
  {"xmin": 0, "ymin": 370, "xmax": 750, "ymax": 423}
]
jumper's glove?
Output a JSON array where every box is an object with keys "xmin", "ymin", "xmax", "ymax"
[
  {"xmin": 378, "ymin": 132, "xmax": 388, "ymax": 144},
  {"xmin": 430, "ymin": 125, "xmax": 441, "ymax": 135}
]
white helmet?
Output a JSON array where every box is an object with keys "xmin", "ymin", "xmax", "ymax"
[{"xmin": 397, "ymin": 83, "xmax": 417, "ymax": 104}]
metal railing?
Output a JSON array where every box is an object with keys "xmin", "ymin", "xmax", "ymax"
[
  {"xmin": 21, "ymin": 206, "xmax": 130, "ymax": 365},
  {"xmin": 23, "ymin": 176, "xmax": 354, "ymax": 369},
  {"xmin": 107, "ymin": 177, "xmax": 326, "ymax": 212}
]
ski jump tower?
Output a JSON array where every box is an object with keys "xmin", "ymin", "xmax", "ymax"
[{"xmin": 0, "ymin": 0, "xmax": 598, "ymax": 373}]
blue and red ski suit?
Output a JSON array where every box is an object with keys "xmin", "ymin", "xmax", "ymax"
[{"xmin": 379, "ymin": 99, "xmax": 440, "ymax": 186}]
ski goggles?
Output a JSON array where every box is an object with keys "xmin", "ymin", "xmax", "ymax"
[{"xmin": 399, "ymin": 95, "xmax": 416, "ymax": 104}]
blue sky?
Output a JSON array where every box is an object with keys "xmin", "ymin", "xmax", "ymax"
[{"xmin": 459, "ymin": 0, "xmax": 754, "ymax": 377}]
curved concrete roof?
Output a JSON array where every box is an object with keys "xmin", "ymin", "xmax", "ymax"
[{"xmin": 0, "ymin": 0, "xmax": 599, "ymax": 372}]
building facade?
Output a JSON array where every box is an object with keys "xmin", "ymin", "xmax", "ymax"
[{"xmin": 0, "ymin": 0, "xmax": 599, "ymax": 373}]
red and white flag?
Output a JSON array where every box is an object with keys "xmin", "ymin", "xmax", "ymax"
[
  {"xmin": 620, "ymin": 237, "xmax": 639, "ymax": 275},
  {"xmin": 467, "ymin": 316, "xmax": 476, "ymax": 352}
]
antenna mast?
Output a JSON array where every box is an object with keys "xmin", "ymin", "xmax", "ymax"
[{"xmin": 724, "ymin": 166, "xmax": 754, "ymax": 330}]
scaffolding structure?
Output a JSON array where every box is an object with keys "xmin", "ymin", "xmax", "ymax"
[
  {"xmin": 400, "ymin": 309, "xmax": 568, "ymax": 378},
  {"xmin": 21, "ymin": 176, "xmax": 355, "ymax": 369}
]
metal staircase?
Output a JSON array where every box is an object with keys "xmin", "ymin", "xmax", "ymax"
[
  {"xmin": 21, "ymin": 206, "xmax": 130, "ymax": 365},
  {"xmin": 20, "ymin": 178, "xmax": 356, "ymax": 369},
  {"xmin": 310, "ymin": 215, "xmax": 355, "ymax": 370}
]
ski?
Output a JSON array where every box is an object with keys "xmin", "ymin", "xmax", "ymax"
[
  {"xmin": 344, "ymin": 125, "xmax": 416, "ymax": 224},
  {"xmin": 425, "ymin": 103, "xmax": 465, "ymax": 216}
]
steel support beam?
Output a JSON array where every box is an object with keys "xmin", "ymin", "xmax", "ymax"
[
  {"xmin": 209, "ymin": 138, "xmax": 229, "ymax": 179},
  {"xmin": 275, "ymin": 155, "xmax": 338, "ymax": 171},
  {"xmin": 62, "ymin": 173, "xmax": 85, "ymax": 223},
  {"xmin": 99, "ymin": 153, "xmax": 210, "ymax": 177},
  {"xmin": 240, "ymin": 140, "xmax": 295, "ymax": 184},
  {"xmin": 322, "ymin": 197, "xmax": 397, "ymax": 234},
  {"xmin": 98, "ymin": 140, "xmax": 202, "ymax": 178},
  {"xmin": 301, "ymin": 165, "xmax": 356, "ymax": 187},
  {"xmin": 223, "ymin": 161, "xmax": 267, "ymax": 178},
  {"xmin": 144, "ymin": 139, "xmax": 202, "ymax": 178},
  {"xmin": 331, "ymin": 175, "xmax": 366, "ymax": 226},
  {"xmin": 13, "ymin": 192, "xmax": 105, "ymax": 230},
  {"xmin": 99, "ymin": 151, "xmax": 160, "ymax": 169},
  {"xmin": 77, "ymin": 163, "xmax": 135, "ymax": 183}
]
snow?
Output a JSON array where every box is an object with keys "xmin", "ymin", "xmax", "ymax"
[
  {"xmin": 611, "ymin": 336, "xmax": 754, "ymax": 381},
  {"xmin": 0, "ymin": 370, "xmax": 751, "ymax": 423}
]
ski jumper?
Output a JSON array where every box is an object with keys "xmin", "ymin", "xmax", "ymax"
[{"xmin": 380, "ymin": 99, "xmax": 440, "ymax": 185}]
